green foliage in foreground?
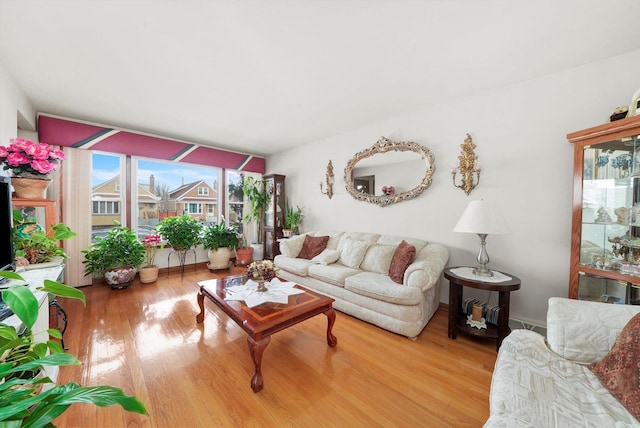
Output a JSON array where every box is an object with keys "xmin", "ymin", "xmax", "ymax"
[{"xmin": 0, "ymin": 271, "xmax": 147, "ymax": 427}]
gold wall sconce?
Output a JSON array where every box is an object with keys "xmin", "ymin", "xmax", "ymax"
[
  {"xmin": 452, "ymin": 134, "xmax": 481, "ymax": 195},
  {"xmin": 320, "ymin": 160, "xmax": 335, "ymax": 199}
]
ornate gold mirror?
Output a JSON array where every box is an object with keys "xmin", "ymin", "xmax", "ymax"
[{"xmin": 343, "ymin": 137, "xmax": 435, "ymax": 207}]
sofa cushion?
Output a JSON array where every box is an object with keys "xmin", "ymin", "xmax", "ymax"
[
  {"xmin": 339, "ymin": 238, "xmax": 371, "ymax": 269},
  {"xmin": 589, "ymin": 313, "xmax": 640, "ymax": 419},
  {"xmin": 308, "ymin": 263, "xmax": 361, "ymax": 287},
  {"xmin": 336, "ymin": 232, "xmax": 380, "ymax": 252},
  {"xmin": 389, "ymin": 240, "xmax": 416, "ymax": 284},
  {"xmin": 279, "ymin": 234, "xmax": 306, "ymax": 257},
  {"xmin": 312, "ymin": 249, "xmax": 341, "ymax": 265},
  {"xmin": 273, "ymin": 256, "xmax": 314, "ymax": 277},
  {"xmin": 308, "ymin": 231, "xmax": 343, "ymax": 250},
  {"xmin": 486, "ymin": 329, "xmax": 639, "ymax": 427},
  {"xmin": 377, "ymin": 235, "xmax": 428, "ymax": 254},
  {"xmin": 547, "ymin": 297, "xmax": 640, "ymax": 364},
  {"xmin": 345, "ymin": 272, "xmax": 423, "ymax": 305},
  {"xmin": 360, "ymin": 244, "xmax": 396, "ymax": 274},
  {"xmin": 298, "ymin": 235, "xmax": 329, "ymax": 259}
]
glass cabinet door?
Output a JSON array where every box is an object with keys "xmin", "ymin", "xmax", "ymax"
[{"xmin": 580, "ymin": 136, "xmax": 640, "ymax": 275}]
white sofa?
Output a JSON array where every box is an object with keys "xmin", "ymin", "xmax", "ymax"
[
  {"xmin": 485, "ymin": 297, "xmax": 640, "ymax": 427},
  {"xmin": 273, "ymin": 231, "xmax": 449, "ymax": 338}
]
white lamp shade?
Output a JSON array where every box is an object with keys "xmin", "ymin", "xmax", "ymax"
[{"xmin": 453, "ymin": 200, "xmax": 511, "ymax": 235}]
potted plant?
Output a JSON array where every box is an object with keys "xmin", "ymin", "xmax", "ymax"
[
  {"xmin": 155, "ymin": 215, "xmax": 202, "ymax": 251},
  {"xmin": 82, "ymin": 222, "xmax": 145, "ymax": 289},
  {"xmin": 201, "ymin": 220, "xmax": 239, "ymax": 269},
  {"xmin": 235, "ymin": 235, "xmax": 253, "ymax": 266},
  {"xmin": 0, "ymin": 270, "xmax": 147, "ymax": 425},
  {"xmin": 139, "ymin": 233, "xmax": 162, "ymax": 283},
  {"xmin": 242, "ymin": 177, "xmax": 271, "ymax": 246},
  {"xmin": 0, "ymin": 138, "xmax": 65, "ymax": 198},
  {"xmin": 12, "ymin": 208, "xmax": 77, "ymax": 266},
  {"xmin": 283, "ymin": 202, "xmax": 304, "ymax": 236}
]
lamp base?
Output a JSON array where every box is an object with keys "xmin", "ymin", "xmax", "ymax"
[{"xmin": 473, "ymin": 266, "xmax": 494, "ymax": 277}]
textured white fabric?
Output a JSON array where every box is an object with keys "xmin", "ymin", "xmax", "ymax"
[
  {"xmin": 546, "ymin": 297, "xmax": 640, "ymax": 364},
  {"xmin": 311, "ymin": 248, "xmax": 341, "ymax": 265},
  {"xmin": 279, "ymin": 234, "xmax": 306, "ymax": 258},
  {"xmin": 360, "ymin": 244, "xmax": 396, "ymax": 274},
  {"xmin": 339, "ymin": 239, "xmax": 371, "ymax": 269},
  {"xmin": 336, "ymin": 232, "xmax": 380, "ymax": 252},
  {"xmin": 274, "ymin": 231, "xmax": 449, "ymax": 338},
  {"xmin": 345, "ymin": 272, "xmax": 423, "ymax": 305},
  {"xmin": 308, "ymin": 263, "xmax": 360, "ymax": 287},
  {"xmin": 486, "ymin": 329, "xmax": 639, "ymax": 428},
  {"xmin": 272, "ymin": 255, "xmax": 313, "ymax": 276}
]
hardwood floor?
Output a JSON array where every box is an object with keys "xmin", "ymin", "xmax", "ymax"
[{"xmin": 53, "ymin": 266, "xmax": 497, "ymax": 427}]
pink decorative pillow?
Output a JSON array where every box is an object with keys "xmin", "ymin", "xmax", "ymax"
[
  {"xmin": 588, "ymin": 312, "xmax": 640, "ymax": 419},
  {"xmin": 297, "ymin": 235, "xmax": 330, "ymax": 260},
  {"xmin": 388, "ymin": 240, "xmax": 416, "ymax": 284}
]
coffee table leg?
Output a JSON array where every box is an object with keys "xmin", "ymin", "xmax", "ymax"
[
  {"xmin": 196, "ymin": 290, "xmax": 205, "ymax": 323},
  {"xmin": 247, "ymin": 335, "xmax": 271, "ymax": 393},
  {"xmin": 324, "ymin": 308, "xmax": 338, "ymax": 347}
]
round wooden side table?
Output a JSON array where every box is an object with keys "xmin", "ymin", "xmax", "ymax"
[{"xmin": 445, "ymin": 267, "xmax": 521, "ymax": 351}]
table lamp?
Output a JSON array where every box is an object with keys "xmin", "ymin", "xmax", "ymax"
[{"xmin": 454, "ymin": 200, "xmax": 511, "ymax": 277}]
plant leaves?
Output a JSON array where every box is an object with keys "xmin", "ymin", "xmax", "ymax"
[
  {"xmin": 40, "ymin": 280, "xmax": 86, "ymax": 305},
  {"xmin": 1, "ymin": 286, "xmax": 38, "ymax": 329}
]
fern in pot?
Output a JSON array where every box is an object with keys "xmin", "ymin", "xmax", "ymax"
[{"xmin": 82, "ymin": 222, "xmax": 145, "ymax": 289}]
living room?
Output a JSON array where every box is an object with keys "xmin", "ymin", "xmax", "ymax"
[{"xmin": 1, "ymin": 1, "xmax": 640, "ymax": 426}]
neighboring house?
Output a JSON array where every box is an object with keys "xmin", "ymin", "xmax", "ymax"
[
  {"xmin": 91, "ymin": 175, "xmax": 161, "ymax": 228},
  {"xmin": 166, "ymin": 180, "xmax": 218, "ymax": 222}
]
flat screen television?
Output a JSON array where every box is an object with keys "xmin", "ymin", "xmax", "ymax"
[{"xmin": 0, "ymin": 175, "xmax": 15, "ymax": 281}]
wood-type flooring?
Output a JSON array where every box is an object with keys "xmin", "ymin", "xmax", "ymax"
[{"xmin": 52, "ymin": 265, "xmax": 497, "ymax": 427}]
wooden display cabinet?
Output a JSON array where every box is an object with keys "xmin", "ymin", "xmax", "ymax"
[
  {"xmin": 262, "ymin": 174, "xmax": 285, "ymax": 260},
  {"xmin": 12, "ymin": 198, "xmax": 57, "ymax": 238},
  {"xmin": 567, "ymin": 115, "xmax": 640, "ymax": 304}
]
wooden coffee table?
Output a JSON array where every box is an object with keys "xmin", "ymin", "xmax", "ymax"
[{"xmin": 196, "ymin": 275, "xmax": 337, "ymax": 392}]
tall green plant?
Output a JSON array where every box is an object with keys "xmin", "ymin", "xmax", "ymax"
[
  {"xmin": 155, "ymin": 215, "xmax": 202, "ymax": 251},
  {"xmin": 242, "ymin": 177, "xmax": 271, "ymax": 244},
  {"xmin": 0, "ymin": 271, "xmax": 147, "ymax": 426}
]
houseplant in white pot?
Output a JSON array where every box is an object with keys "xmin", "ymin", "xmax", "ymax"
[
  {"xmin": 139, "ymin": 233, "xmax": 162, "ymax": 283},
  {"xmin": 201, "ymin": 220, "xmax": 239, "ymax": 269}
]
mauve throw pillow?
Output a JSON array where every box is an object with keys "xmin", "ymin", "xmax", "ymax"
[
  {"xmin": 588, "ymin": 312, "xmax": 640, "ymax": 419},
  {"xmin": 388, "ymin": 240, "xmax": 416, "ymax": 284},
  {"xmin": 297, "ymin": 235, "xmax": 330, "ymax": 260}
]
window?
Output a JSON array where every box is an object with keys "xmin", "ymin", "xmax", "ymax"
[
  {"xmin": 92, "ymin": 153, "xmax": 228, "ymax": 240},
  {"xmin": 91, "ymin": 153, "xmax": 124, "ymax": 241},
  {"xmin": 134, "ymin": 158, "xmax": 220, "ymax": 238},
  {"xmin": 92, "ymin": 200, "xmax": 120, "ymax": 214},
  {"xmin": 227, "ymin": 170, "xmax": 246, "ymax": 235},
  {"xmin": 186, "ymin": 203, "xmax": 202, "ymax": 214}
]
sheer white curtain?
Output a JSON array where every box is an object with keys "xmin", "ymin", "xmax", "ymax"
[{"xmin": 61, "ymin": 147, "xmax": 92, "ymax": 287}]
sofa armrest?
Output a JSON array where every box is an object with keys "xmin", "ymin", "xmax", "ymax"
[
  {"xmin": 546, "ymin": 297, "xmax": 640, "ymax": 364},
  {"xmin": 404, "ymin": 243, "xmax": 449, "ymax": 292}
]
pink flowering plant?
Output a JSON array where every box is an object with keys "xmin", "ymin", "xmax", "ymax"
[
  {"xmin": 0, "ymin": 138, "xmax": 65, "ymax": 178},
  {"xmin": 142, "ymin": 233, "xmax": 163, "ymax": 267}
]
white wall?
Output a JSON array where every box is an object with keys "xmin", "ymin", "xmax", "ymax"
[
  {"xmin": 268, "ymin": 49, "xmax": 640, "ymax": 326},
  {"xmin": 0, "ymin": 59, "xmax": 36, "ymax": 146}
]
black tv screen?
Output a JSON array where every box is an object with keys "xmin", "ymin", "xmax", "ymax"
[{"xmin": 0, "ymin": 176, "xmax": 15, "ymax": 275}]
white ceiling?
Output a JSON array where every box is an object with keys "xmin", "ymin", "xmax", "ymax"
[{"xmin": 1, "ymin": 1, "xmax": 639, "ymax": 157}]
